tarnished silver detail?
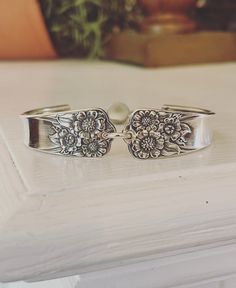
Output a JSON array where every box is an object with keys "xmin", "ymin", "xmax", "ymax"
[
  {"xmin": 21, "ymin": 104, "xmax": 215, "ymax": 159},
  {"xmin": 21, "ymin": 105, "xmax": 116, "ymax": 158},
  {"xmin": 123, "ymin": 106, "xmax": 214, "ymax": 159}
]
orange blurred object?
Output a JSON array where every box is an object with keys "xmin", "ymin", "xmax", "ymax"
[{"xmin": 0, "ymin": 0, "xmax": 57, "ymax": 59}]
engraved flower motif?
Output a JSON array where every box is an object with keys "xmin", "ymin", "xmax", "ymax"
[
  {"xmin": 132, "ymin": 110, "xmax": 159, "ymax": 132},
  {"xmin": 158, "ymin": 114, "xmax": 191, "ymax": 145},
  {"xmin": 49, "ymin": 128, "xmax": 81, "ymax": 155},
  {"xmin": 48, "ymin": 109, "xmax": 115, "ymax": 157},
  {"xmin": 158, "ymin": 114, "xmax": 182, "ymax": 141},
  {"xmin": 125, "ymin": 110, "xmax": 192, "ymax": 159},
  {"xmin": 131, "ymin": 131, "xmax": 165, "ymax": 159},
  {"xmin": 81, "ymin": 138, "xmax": 108, "ymax": 158},
  {"xmin": 73, "ymin": 110, "xmax": 105, "ymax": 138}
]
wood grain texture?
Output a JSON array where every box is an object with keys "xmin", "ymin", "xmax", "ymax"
[
  {"xmin": 0, "ymin": 61, "xmax": 236, "ymax": 285},
  {"xmin": 1, "ymin": 250, "xmax": 236, "ymax": 287}
]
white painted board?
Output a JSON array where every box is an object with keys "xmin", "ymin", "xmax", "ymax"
[{"xmin": 0, "ymin": 61, "xmax": 236, "ymax": 285}]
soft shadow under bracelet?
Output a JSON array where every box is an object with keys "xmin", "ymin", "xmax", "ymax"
[{"xmin": 21, "ymin": 103, "xmax": 215, "ymax": 160}]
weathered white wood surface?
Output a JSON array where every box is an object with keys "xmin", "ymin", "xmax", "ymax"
[
  {"xmin": 0, "ymin": 61, "xmax": 236, "ymax": 286},
  {"xmin": 2, "ymin": 246, "xmax": 236, "ymax": 287}
]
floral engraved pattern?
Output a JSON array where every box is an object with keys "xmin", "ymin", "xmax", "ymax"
[
  {"xmin": 48, "ymin": 109, "xmax": 116, "ymax": 157},
  {"xmin": 132, "ymin": 110, "xmax": 159, "ymax": 132},
  {"xmin": 81, "ymin": 137, "xmax": 108, "ymax": 158},
  {"xmin": 132, "ymin": 131, "xmax": 165, "ymax": 159},
  {"xmin": 124, "ymin": 110, "xmax": 192, "ymax": 159},
  {"xmin": 53, "ymin": 128, "xmax": 81, "ymax": 155},
  {"xmin": 73, "ymin": 110, "xmax": 105, "ymax": 138}
]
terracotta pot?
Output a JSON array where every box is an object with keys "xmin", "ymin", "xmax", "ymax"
[
  {"xmin": 139, "ymin": 0, "xmax": 197, "ymax": 34},
  {"xmin": 0, "ymin": 0, "xmax": 57, "ymax": 59}
]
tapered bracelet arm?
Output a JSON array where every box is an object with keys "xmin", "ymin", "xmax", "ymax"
[{"xmin": 123, "ymin": 105, "xmax": 215, "ymax": 159}]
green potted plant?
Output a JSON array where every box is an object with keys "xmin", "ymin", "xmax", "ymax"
[
  {"xmin": 40, "ymin": 0, "xmax": 143, "ymax": 58},
  {"xmin": 0, "ymin": 0, "xmax": 143, "ymax": 59}
]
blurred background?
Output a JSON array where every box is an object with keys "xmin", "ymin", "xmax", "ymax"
[{"xmin": 0, "ymin": 0, "xmax": 236, "ymax": 66}]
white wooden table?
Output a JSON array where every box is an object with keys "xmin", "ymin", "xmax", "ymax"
[{"xmin": 0, "ymin": 61, "xmax": 236, "ymax": 288}]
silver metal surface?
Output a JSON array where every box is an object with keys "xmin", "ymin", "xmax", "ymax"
[
  {"xmin": 21, "ymin": 104, "xmax": 215, "ymax": 159},
  {"xmin": 123, "ymin": 105, "xmax": 214, "ymax": 159},
  {"xmin": 21, "ymin": 106, "xmax": 116, "ymax": 158}
]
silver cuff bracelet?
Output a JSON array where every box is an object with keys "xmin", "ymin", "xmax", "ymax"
[{"xmin": 21, "ymin": 103, "xmax": 215, "ymax": 160}]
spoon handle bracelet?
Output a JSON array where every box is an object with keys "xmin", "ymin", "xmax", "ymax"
[{"xmin": 21, "ymin": 104, "xmax": 215, "ymax": 160}]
